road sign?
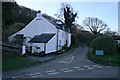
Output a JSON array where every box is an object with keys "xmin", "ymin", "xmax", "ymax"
[
  {"xmin": 59, "ymin": 56, "xmax": 75, "ymax": 63},
  {"xmin": 96, "ymin": 50, "xmax": 104, "ymax": 55}
]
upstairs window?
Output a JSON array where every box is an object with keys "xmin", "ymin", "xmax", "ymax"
[{"xmin": 36, "ymin": 19, "xmax": 41, "ymax": 20}]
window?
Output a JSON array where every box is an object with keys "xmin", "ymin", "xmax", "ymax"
[
  {"xmin": 62, "ymin": 32, "xmax": 64, "ymax": 37},
  {"xmin": 36, "ymin": 47, "xmax": 41, "ymax": 49},
  {"xmin": 116, "ymin": 41, "xmax": 118, "ymax": 44},
  {"xmin": 59, "ymin": 40, "xmax": 61, "ymax": 46},
  {"xmin": 36, "ymin": 19, "xmax": 41, "ymax": 20}
]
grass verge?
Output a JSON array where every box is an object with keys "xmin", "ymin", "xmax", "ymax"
[
  {"xmin": 2, "ymin": 51, "xmax": 38, "ymax": 71},
  {"xmin": 87, "ymin": 52, "xmax": 120, "ymax": 66}
]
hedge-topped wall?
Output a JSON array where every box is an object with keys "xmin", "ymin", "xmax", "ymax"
[{"xmin": 91, "ymin": 36, "xmax": 117, "ymax": 55}]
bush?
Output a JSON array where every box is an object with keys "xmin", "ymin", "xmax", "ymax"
[
  {"xmin": 91, "ymin": 36, "xmax": 117, "ymax": 55},
  {"xmin": 78, "ymin": 33, "xmax": 100, "ymax": 47}
]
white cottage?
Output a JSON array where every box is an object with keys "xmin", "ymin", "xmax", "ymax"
[{"xmin": 9, "ymin": 11, "xmax": 71, "ymax": 54}]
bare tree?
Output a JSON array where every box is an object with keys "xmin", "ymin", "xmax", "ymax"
[
  {"xmin": 83, "ymin": 17, "xmax": 108, "ymax": 34},
  {"xmin": 55, "ymin": 3, "xmax": 77, "ymax": 32},
  {"xmin": 104, "ymin": 28, "xmax": 119, "ymax": 36}
]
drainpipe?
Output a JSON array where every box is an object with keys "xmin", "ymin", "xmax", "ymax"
[
  {"xmin": 57, "ymin": 29, "xmax": 59, "ymax": 51},
  {"xmin": 44, "ymin": 43, "xmax": 46, "ymax": 54}
]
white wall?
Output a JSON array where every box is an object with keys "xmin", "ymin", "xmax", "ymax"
[
  {"xmin": 57, "ymin": 29, "xmax": 66, "ymax": 50},
  {"xmin": 18, "ymin": 17, "xmax": 56, "ymax": 37},
  {"xmin": 8, "ymin": 13, "xmax": 58, "ymax": 54},
  {"xmin": 22, "ymin": 46, "xmax": 26, "ymax": 54},
  {"xmin": 31, "ymin": 43, "xmax": 44, "ymax": 53},
  {"xmin": 24, "ymin": 37, "xmax": 31, "ymax": 47},
  {"xmin": 9, "ymin": 12, "xmax": 71, "ymax": 54},
  {"xmin": 9, "ymin": 13, "xmax": 57, "ymax": 42},
  {"xmin": 68, "ymin": 33, "xmax": 71, "ymax": 47},
  {"xmin": 46, "ymin": 34, "xmax": 57, "ymax": 54},
  {"xmin": 115, "ymin": 40, "xmax": 120, "ymax": 45}
]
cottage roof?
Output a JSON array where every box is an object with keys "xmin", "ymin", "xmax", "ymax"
[
  {"xmin": 29, "ymin": 33, "xmax": 55, "ymax": 43},
  {"xmin": 113, "ymin": 36, "xmax": 120, "ymax": 40},
  {"xmin": 43, "ymin": 17, "xmax": 70, "ymax": 33}
]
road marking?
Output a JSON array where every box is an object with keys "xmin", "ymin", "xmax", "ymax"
[
  {"xmin": 11, "ymin": 75, "xmax": 23, "ymax": 78},
  {"xmin": 87, "ymin": 67, "xmax": 94, "ymax": 69},
  {"xmin": 106, "ymin": 66, "xmax": 111, "ymax": 67},
  {"xmin": 97, "ymin": 66, "xmax": 103, "ymax": 68},
  {"xmin": 37, "ymin": 75, "xmax": 43, "ymax": 77},
  {"xmin": 59, "ymin": 61, "xmax": 68, "ymax": 63},
  {"xmin": 77, "ymin": 68, "xmax": 85, "ymax": 70},
  {"xmin": 92, "ymin": 65, "xmax": 99, "ymax": 67},
  {"xmin": 69, "ymin": 56, "xmax": 75, "ymax": 63},
  {"xmin": 63, "ymin": 70, "xmax": 73, "ymax": 72},
  {"xmin": 48, "ymin": 72, "xmax": 59, "ymax": 75},
  {"xmin": 31, "ymin": 74, "xmax": 43, "ymax": 77},
  {"xmin": 34, "ymin": 72, "xmax": 41, "ymax": 75},
  {"xmin": 46, "ymin": 70, "xmax": 56, "ymax": 73},
  {"xmin": 30, "ymin": 74, "xmax": 34, "ymax": 76},
  {"xmin": 59, "ymin": 56, "xmax": 75, "ymax": 63},
  {"xmin": 12, "ymin": 77, "xmax": 16, "ymax": 78},
  {"xmin": 30, "ymin": 72, "xmax": 41, "ymax": 76},
  {"xmin": 83, "ymin": 66, "xmax": 90, "ymax": 68},
  {"xmin": 61, "ymin": 68, "xmax": 69, "ymax": 70},
  {"xmin": 31, "ymin": 75, "xmax": 38, "ymax": 78},
  {"xmin": 73, "ymin": 67, "xmax": 80, "ymax": 69}
]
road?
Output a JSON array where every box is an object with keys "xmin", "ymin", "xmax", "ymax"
[{"xmin": 2, "ymin": 44, "xmax": 119, "ymax": 79}]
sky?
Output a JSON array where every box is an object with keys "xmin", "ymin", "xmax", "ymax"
[{"xmin": 16, "ymin": 0, "xmax": 119, "ymax": 32}]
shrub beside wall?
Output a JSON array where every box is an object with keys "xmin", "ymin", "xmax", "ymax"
[
  {"xmin": 78, "ymin": 33, "xmax": 99, "ymax": 47},
  {"xmin": 91, "ymin": 36, "xmax": 117, "ymax": 55}
]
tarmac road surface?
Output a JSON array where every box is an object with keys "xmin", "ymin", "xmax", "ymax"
[{"xmin": 2, "ymin": 44, "xmax": 119, "ymax": 79}]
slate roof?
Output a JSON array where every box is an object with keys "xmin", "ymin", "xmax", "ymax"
[
  {"xmin": 113, "ymin": 36, "xmax": 120, "ymax": 40},
  {"xmin": 45, "ymin": 19, "xmax": 70, "ymax": 33},
  {"xmin": 29, "ymin": 33, "xmax": 55, "ymax": 43}
]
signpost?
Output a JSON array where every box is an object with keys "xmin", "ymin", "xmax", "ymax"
[
  {"xmin": 96, "ymin": 50, "xmax": 104, "ymax": 56},
  {"xmin": 95, "ymin": 50, "xmax": 112, "ymax": 65},
  {"xmin": 96, "ymin": 50, "xmax": 104, "ymax": 60}
]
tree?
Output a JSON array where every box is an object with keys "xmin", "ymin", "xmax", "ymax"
[
  {"xmin": 42, "ymin": 14, "xmax": 56, "ymax": 21},
  {"xmin": 104, "ymin": 28, "xmax": 118, "ymax": 36},
  {"xmin": 83, "ymin": 17, "xmax": 108, "ymax": 34},
  {"xmin": 2, "ymin": 2, "xmax": 36, "ymax": 41},
  {"xmin": 55, "ymin": 3, "xmax": 77, "ymax": 32}
]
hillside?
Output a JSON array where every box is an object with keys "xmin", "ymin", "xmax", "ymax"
[{"xmin": 2, "ymin": 2, "xmax": 36, "ymax": 41}]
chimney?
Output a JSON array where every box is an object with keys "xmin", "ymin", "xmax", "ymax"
[{"xmin": 36, "ymin": 10, "xmax": 42, "ymax": 18}]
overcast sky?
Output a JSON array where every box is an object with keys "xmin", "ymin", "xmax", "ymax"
[{"xmin": 16, "ymin": 0, "xmax": 119, "ymax": 32}]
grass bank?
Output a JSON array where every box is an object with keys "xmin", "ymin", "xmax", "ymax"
[
  {"xmin": 2, "ymin": 51, "xmax": 38, "ymax": 71},
  {"xmin": 87, "ymin": 52, "xmax": 120, "ymax": 66}
]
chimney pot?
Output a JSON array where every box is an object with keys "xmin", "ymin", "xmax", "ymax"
[{"xmin": 38, "ymin": 10, "xmax": 41, "ymax": 13}]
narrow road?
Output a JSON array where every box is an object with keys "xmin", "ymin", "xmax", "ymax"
[{"xmin": 2, "ymin": 44, "xmax": 119, "ymax": 79}]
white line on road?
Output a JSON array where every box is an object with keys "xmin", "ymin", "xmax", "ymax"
[
  {"xmin": 48, "ymin": 72, "xmax": 59, "ymax": 75},
  {"xmin": 31, "ymin": 74, "xmax": 43, "ymax": 77},
  {"xmin": 11, "ymin": 75, "xmax": 23, "ymax": 78},
  {"xmin": 106, "ymin": 66, "xmax": 111, "ymax": 67},
  {"xmin": 92, "ymin": 65, "xmax": 99, "ymax": 67},
  {"xmin": 31, "ymin": 75, "xmax": 38, "ymax": 78},
  {"xmin": 59, "ymin": 56, "xmax": 75, "ymax": 64},
  {"xmin": 59, "ymin": 61, "xmax": 68, "ymax": 63},
  {"xmin": 87, "ymin": 67, "xmax": 94, "ymax": 69},
  {"xmin": 69, "ymin": 56, "xmax": 75, "ymax": 63},
  {"xmin": 37, "ymin": 75, "xmax": 43, "ymax": 77},
  {"xmin": 61, "ymin": 68, "xmax": 69, "ymax": 70},
  {"xmin": 83, "ymin": 65, "xmax": 90, "ymax": 68},
  {"xmin": 63, "ymin": 70, "xmax": 73, "ymax": 72},
  {"xmin": 30, "ymin": 74, "xmax": 34, "ymax": 76},
  {"xmin": 73, "ymin": 67, "xmax": 80, "ymax": 69},
  {"xmin": 46, "ymin": 70, "xmax": 56, "ymax": 73},
  {"xmin": 34, "ymin": 72, "xmax": 41, "ymax": 75},
  {"xmin": 77, "ymin": 68, "xmax": 85, "ymax": 70},
  {"xmin": 30, "ymin": 72, "xmax": 41, "ymax": 76},
  {"xmin": 11, "ymin": 77, "xmax": 16, "ymax": 78},
  {"xmin": 97, "ymin": 66, "xmax": 103, "ymax": 68}
]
